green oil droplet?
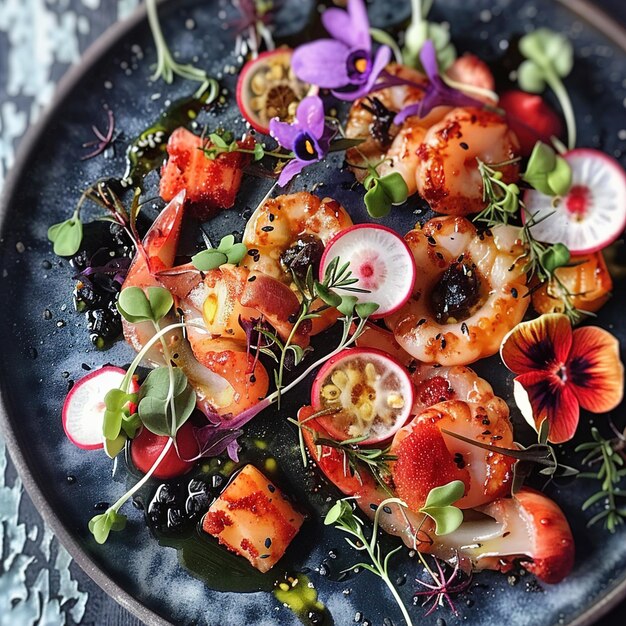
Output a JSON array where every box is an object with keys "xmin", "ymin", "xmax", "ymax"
[{"xmin": 273, "ymin": 574, "xmax": 330, "ymax": 625}]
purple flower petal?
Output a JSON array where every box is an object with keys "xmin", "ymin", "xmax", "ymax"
[
  {"xmin": 295, "ymin": 95, "xmax": 326, "ymax": 138},
  {"xmin": 322, "ymin": 0, "xmax": 371, "ymax": 51},
  {"xmin": 420, "ymin": 40, "xmax": 440, "ymax": 83},
  {"xmin": 331, "ymin": 45, "xmax": 391, "ymax": 101},
  {"xmin": 292, "ymin": 40, "xmax": 351, "ymax": 89},
  {"xmin": 393, "ymin": 103, "xmax": 421, "ymax": 125},
  {"xmin": 269, "ymin": 117, "xmax": 300, "ymax": 150},
  {"xmin": 277, "ymin": 158, "xmax": 308, "ymax": 186}
]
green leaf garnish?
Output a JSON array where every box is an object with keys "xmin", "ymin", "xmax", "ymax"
[
  {"xmin": 418, "ymin": 480, "xmax": 464, "ymax": 535},
  {"xmin": 517, "ymin": 28, "xmax": 576, "ymax": 149},
  {"xmin": 138, "ymin": 367, "xmax": 196, "ymax": 438},
  {"xmin": 192, "ymin": 234, "xmax": 248, "ymax": 271},
  {"xmin": 540, "ymin": 243, "xmax": 571, "ymax": 274},
  {"xmin": 117, "ymin": 286, "xmax": 173, "ymax": 324},
  {"xmin": 364, "ymin": 173, "xmax": 409, "ymax": 218},
  {"xmin": 47, "ymin": 217, "xmax": 83, "ymax": 256},
  {"xmin": 522, "ymin": 141, "xmax": 572, "ymax": 197},
  {"xmin": 89, "ymin": 510, "xmax": 127, "ymax": 545}
]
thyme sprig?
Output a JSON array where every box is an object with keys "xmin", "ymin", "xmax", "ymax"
[
  {"xmin": 289, "ymin": 414, "xmax": 396, "ymax": 490},
  {"xmin": 325, "ymin": 498, "xmax": 415, "ymax": 626},
  {"xmin": 146, "ymin": 0, "xmax": 219, "ymax": 99},
  {"xmin": 576, "ymin": 425, "xmax": 626, "ymax": 532}
]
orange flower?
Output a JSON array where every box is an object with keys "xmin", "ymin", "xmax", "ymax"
[{"xmin": 500, "ymin": 314, "xmax": 624, "ymax": 443}]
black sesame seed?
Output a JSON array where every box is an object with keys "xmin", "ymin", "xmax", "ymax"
[
  {"xmin": 265, "ymin": 537, "xmax": 272, "ymax": 548},
  {"xmin": 482, "ymin": 430, "xmax": 491, "ymax": 436},
  {"xmin": 248, "ymin": 248, "xmax": 259, "ymax": 256},
  {"xmin": 267, "ymin": 484, "xmax": 276, "ymax": 493},
  {"xmin": 493, "ymin": 435, "xmax": 503, "ymax": 441},
  {"xmin": 383, "ymin": 505, "xmax": 392, "ymax": 514},
  {"xmin": 248, "ymin": 275, "xmax": 257, "ymax": 282},
  {"xmin": 261, "ymin": 225, "xmax": 274, "ymax": 232},
  {"xmin": 269, "ymin": 213, "xmax": 275, "ymax": 222},
  {"xmin": 461, "ymin": 322, "xmax": 469, "ymax": 336},
  {"xmin": 370, "ymin": 503, "xmax": 378, "ymax": 511},
  {"xmin": 482, "ymin": 418, "xmax": 490, "ymax": 425},
  {"xmin": 417, "ymin": 318, "xmax": 427, "ymax": 327},
  {"xmin": 441, "ymin": 337, "xmax": 447, "ymax": 349},
  {"xmin": 427, "ymin": 235, "xmax": 437, "ymax": 246},
  {"xmin": 511, "ymin": 287, "xmax": 518, "ymax": 298},
  {"xmin": 435, "ymin": 251, "xmax": 444, "ymax": 260},
  {"xmin": 260, "ymin": 554, "xmax": 270, "ymax": 559},
  {"xmin": 460, "ymin": 142, "xmax": 469, "ymax": 150}
]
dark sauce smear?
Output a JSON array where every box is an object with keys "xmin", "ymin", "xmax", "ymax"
[
  {"xmin": 431, "ymin": 262, "xmax": 481, "ymax": 323},
  {"xmin": 281, "ymin": 234, "xmax": 325, "ymax": 282}
]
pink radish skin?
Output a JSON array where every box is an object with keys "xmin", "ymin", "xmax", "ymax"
[
  {"xmin": 523, "ymin": 148, "xmax": 626, "ymax": 255},
  {"xmin": 311, "ymin": 347, "xmax": 414, "ymax": 445},
  {"xmin": 62, "ymin": 366, "xmax": 138, "ymax": 450},
  {"xmin": 319, "ymin": 224, "xmax": 416, "ymax": 319}
]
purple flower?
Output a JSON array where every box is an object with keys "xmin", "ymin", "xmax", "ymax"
[
  {"xmin": 269, "ymin": 95, "xmax": 334, "ymax": 186},
  {"xmin": 291, "ymin": 0, "xmax": 391, "ymax": 101},
  {"xmin": 394, "ymin": 40, "xmax": 484, "ymax": 124}
]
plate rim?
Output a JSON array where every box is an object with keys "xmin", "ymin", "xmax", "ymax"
[{"xmin": 0, "ymin": 2, "xmax": 624, "ymax": 626}]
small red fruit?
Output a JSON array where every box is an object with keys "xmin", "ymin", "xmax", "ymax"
[
  {"xmin": 130, "ymin": 421, "xmax": 198, "ymax": 479},
  {"xmin": 499, "ymin": 90, "xmax": 563, "ymax": 156}
]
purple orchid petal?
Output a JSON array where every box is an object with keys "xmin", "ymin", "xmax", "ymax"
[
  {"xmin": 420, "ymin": 40, "xmax": 440, "ymax": 83},
  {"xmin": 393, "ymin": 103, "xmax": 421, "ymax": 125},
  {"xmin": 331, "ymin": 45, "xmax": 391, "ymax": 101},
  {"xmin": 277, "ymin": 158, "xmax": 308, "ymax": 186},
  {"xmin": 269, "ymin": 117, "xmax": 300, "ymax": 150},
  {"xmin": 295, "ymin": 95, "xmax": 326, "ymax": 139},
  {"xmin": 322, "ymin": 0, "xmax": 371, "ymax": 51},
  {"xmin": 292, "ymin": 39, "xmax": 351, "ymax": 89}
]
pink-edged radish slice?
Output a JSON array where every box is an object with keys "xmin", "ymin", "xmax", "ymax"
[
  {"xmin": 319, "ymin": 224, "xmax": 416, "ymax": 318},
  {"xmin": 311, "ymin": 347, "xmax": 414, "ymax": 445},
  {"xmin": 524, "ymin": 149, "xmax": 626, "ymax": 254},
  {"xmin": 62, "ymin": 366, "xmax": 138, "ymax": 450}
]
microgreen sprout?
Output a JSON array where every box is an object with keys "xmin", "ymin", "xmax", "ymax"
[
  {"xmin": 517, "ymin": 28, "xmax": 576, "ymax": 149},
  {"xmin": 191, "ymin": 234, "xmax": 248, "ymax": 271},
  {"xmin": 414, "ymin": 553, "xmax": 472, "ymax": 617},
  {"xmin": 403, "ymin": 0, "xmax": 456, "ymax": 71},
  {"xmin": 80, "ymin": 108, "xmax": 117, "ymax": 161},
  {"xmin": 231, "ymin": 0, "xmax": 277, "ymax": 58},
  {"xmin": 418, "ymin": 480, "xmax": 464, "ymax": 536},
  {"xmin": 325, "ymin": 498, "xmax": 415, "ymax": 626},
  {"xmin": 523, "ymin": 141, "xmax": 572, "ymax": 197},
  {"xmin": 146, "ymin": 0, "xmax": 220, "ymax": 99},
  {"xmin": 89, "ymin": 287, "xmax": 205, "ymax": 544},
  {"xmin": 576, "ymin": 424, "xmax": 626, "ymax": 533}
]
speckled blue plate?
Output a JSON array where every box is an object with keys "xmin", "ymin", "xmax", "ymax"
[{"xmin": 1, "ymin": 1, "xmax": 625, "ymax": 625}]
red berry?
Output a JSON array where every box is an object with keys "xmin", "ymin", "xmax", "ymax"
[
  {"xmin": 130, "ymin": 421, "xmax": 198, "ymax": 479},
  {"xmin": 499, "ymin": 90, "xmax": 563, "ymax": 156}
]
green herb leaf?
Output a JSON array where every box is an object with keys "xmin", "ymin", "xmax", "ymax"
[
  {"xmin": 364, "ymin": 181, "xmax": 391, "ymax": 218},
  {"xmin": 315, "ymin": 282, "xmax": 343, "ymax": 308},
  {"xmin": 253, "ymin": 143, "xmax": 265, "ymax": 161},
  {"xmin": 547, "ymin": 155, "xmax": 573, "ymax": 196},
  {"xmin": 328, "ymin": 137, "xmax": 366, "ymax": 153},
  {"xmin": 104, "ymin": 433, "xmax": 127, "ymax": 459},
  {"xmin": 138, "ymin": 367, "xmax": 196, "ymax": 437},
  {"xmin": 355, "ymin": 302, "xmax": 380, "ymax": 319},
  {"xmin": 419, "ymin": 480, "xmax": 465, "ymax": 536},
  {"xmin": 226, "ymin": 243, "xmax": 248, "ymax": 264},
  {"xmin": 380, "ymin": 172, "xmax": 409, "ymax": 205},
  {"xmin": 338, "ymin": 295, "xmax": 359, "ymax": 317},
  {"xmin": 191, "ymin": 249, "xmax": 229, "ymax": 271},
  {"xmin": 218, "ymin": 234, "xmax": 235, "ymax": 251},
  {"xmin": 117, "ymin": 287, "xmax": 154, "ymax": 323},
  {"xmin": 48, "ymin": 218, "xmax": 84, "ymax": 257},
  {"xmin": 147, "ymin": 286, "xmax": 174, "ymax": 322},
  {"xmin": 519, "ymin": 29, "xmax": 573, "ymax": 78},
  {"xmin": 324, "ymin": 500, "xmax": 352, "ymax": 526},
  {"xmin": 210, "ymin": 132, "xmax": 229, "ymax": 148},
  {"xmin": 541, "ymin": 243, "xmax": 571, "ymax": 274},
  {"xmin": 103, "ymin": 388, "xmax": 137, "ymax": 440},
  {"xmin": 517, "ymin": 59, "xmax": 546, "ymax": 93},
  {"xmin": 89, "ymin": 510, "xmax": 127, "ymax": 545}
]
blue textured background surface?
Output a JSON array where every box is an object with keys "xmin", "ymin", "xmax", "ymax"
[{"xmin": 0, "ymin": 1, "xmax": 624, "ymax": 625}]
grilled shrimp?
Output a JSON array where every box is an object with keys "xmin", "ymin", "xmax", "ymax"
[
  {"xmin": 345, "ymin": 64, "xmax": 451, "ymax": 190},
  {"xmin": 385, "ymin": 216, "xmax": 529, "ymax": 366},
  {"xmin": 121, "ymin": 191, "xmax": 252, "ymax": 417},
  {"xmin": 242, "ymin": 192, "xmax": 353, "ymax": 334},
  {"xmin": 415, "ymin": 107, "xmax": 520, "ymax": 215}
]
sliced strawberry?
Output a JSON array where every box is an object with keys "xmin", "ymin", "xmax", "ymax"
[
  {"xmin": 391, "ymin": 421, "xmax": 469, "ymax": 511},
  {"xmin": 499, "ymin": 90, "xmax": 563, "ymax": 156},
  {"xmin": 160, "ymin": 127, "xmax": 252, "ymax": 220}
]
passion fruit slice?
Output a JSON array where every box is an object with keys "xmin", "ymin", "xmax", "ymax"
[
  {"xmin": 311, "ymin": 348, "xmax": 414, "ymax": 445},
  {"xmin": 236, "ymin": 48, "xmax": 310, "ymax": 134}
]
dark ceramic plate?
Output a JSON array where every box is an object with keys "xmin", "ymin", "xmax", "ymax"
[{"xmin": 1, "ymin": 1, "xmax": 626, "ymax": 625}]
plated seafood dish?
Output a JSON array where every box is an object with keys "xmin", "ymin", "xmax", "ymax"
[{"xmin": 2, "ymin": 0, "xmax": 626, "ymax": 625}]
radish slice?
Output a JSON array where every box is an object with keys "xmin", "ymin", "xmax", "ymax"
[
  {"xmin": 62, "ymin": 366, "xmax": 138, "ymax": 450},
  {"xmin": 524, "ymin": 149, "xmax": 626, "ymax": 254},
  {"xmin": 236, "ymin": 48, "xmax": 309, "ymax": 134},
  {"xmin": 319, "ymin": 224, "xmax": 416, "ymax": 318},
  {"xmin": 311, "ymin": 348, "xmax": 414, "ymax": 445}
]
